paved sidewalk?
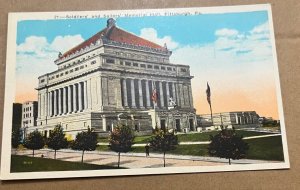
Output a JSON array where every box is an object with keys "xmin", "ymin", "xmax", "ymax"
[{"xmin": 15, "ymin": 148, "xmax": 279, "ymax": 169}]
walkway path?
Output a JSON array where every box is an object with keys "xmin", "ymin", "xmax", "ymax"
[{"xmin": 15, "ymin": 147, "xmax": 279, "ymax": 169}]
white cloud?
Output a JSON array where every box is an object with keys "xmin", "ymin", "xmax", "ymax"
[
  {"xmin": 50, "ymin": 35, "xmax": 84, "ymax": 53},
  {"xmin": 170, "ymin": 21, "xmax": 276, "ymax": 115},
  {"xmin": 139, "ymin": 28, "xmax": 179, "ymax": 49},
  {"xmin": 15, "ymin": 34, "xmax": 84, "ymax": 102},
  {"xmin": 215, "ymin": 28, "xmax": 239, "ymax": 37}
]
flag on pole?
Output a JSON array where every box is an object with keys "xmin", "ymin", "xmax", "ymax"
[
  {"xmin": 206, "ymin": 82, "xmax": 211, "ymax": 105},
  {"xmin": 151, "ymin": 82, "xmax": 157, "ymax": 106}
]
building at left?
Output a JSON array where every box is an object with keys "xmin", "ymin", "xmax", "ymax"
[{"xmin": 21, "ymin": 101, "xmax": 38, "ymax": 138}]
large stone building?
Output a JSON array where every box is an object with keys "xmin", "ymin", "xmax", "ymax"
[
  {"xmin": 197, "ymin": 111, "xmax": 260, "ymax": 130},
  {"xmin": 34, "ymin": 18, "xmax": 196, "ymax": 139}
]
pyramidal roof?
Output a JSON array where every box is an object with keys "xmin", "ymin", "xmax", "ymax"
[{"xmin": 58, "ymin": 18, "xmax": 168, "ymax": 60}]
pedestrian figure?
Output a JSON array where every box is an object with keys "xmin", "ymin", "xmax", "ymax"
[{"xmin": 145, "ymin": 143, "xmax": 150, "ymax": 157}]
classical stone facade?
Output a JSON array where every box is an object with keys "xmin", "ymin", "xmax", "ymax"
[
  {"xmin": 197, "ymin": 111, "xmax": 260, "ymax": 130},
  {"xmin": 35, "ymin": 18, "xmax": 196, "ymax": 139}
]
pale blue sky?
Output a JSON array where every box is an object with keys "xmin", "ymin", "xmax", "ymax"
[{"xmin": 17, "ymin": 11, "xmax": 268, "ymax": 47}]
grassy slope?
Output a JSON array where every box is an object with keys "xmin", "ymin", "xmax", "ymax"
[
  {"xmin": 97, "ymin": 136, "xmax": 284, "ymax": 161},
  {"xmin": 98, "ymin": 130, "xmax": 273, "ymax": 144},
  {"xmin": 11, "ymin": 155, "xmax": 122, "ymax": 173}
]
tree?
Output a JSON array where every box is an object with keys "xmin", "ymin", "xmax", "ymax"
[
  {"xmin": 47, "ymin": 125, "xmax": 68, "ymax": 159},
  {"xmin": 109, "ymin": 124, "xmax": 135, "ymax": 168},
  {"xmin": 208, "ymin": 127, "xmax": 249, "ymax": 165},
  {"xmin": 149, "ymin": 128, "xmax": 178, "ymax": 167},
  {"xmin": 71, "ymin": 128, "xmax": 97, "ymax": 163},
  {"xmin": 11, "ymin": 125, "xmax": 22, "ymax": 148},
  {"xmin": 24, "ymin": 130, "xmax": 45, "ymax": 157}
]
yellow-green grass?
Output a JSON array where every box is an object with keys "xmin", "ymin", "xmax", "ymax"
[
  {"xmin": 98, "ymin": 130, "xmax": 274, "ymax": 144},
  {"xmin": 11, "ymin": 155, "xmax": 123, "ymax": 172}
]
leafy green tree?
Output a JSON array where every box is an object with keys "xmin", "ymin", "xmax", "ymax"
[
  {"xmin": 109, "ymin": 124, "xmax": 135, "ymax": 168},
  {"xmin": 208, "ymin": 127, "xmax": 249, "ymax": 165},
  {"xmin": 24, "ymin": 130, "xmax": 45, "ymax": 157},
  {"xmin": 71, "ymin": 128, "xmax": 97, "ymax": 163},
  {"xmin": 47, "ymin": 125, "xmax": 68, "ymax": 159},
  {"xmin": 149, "ymin": 129, "xmax": 178, "ymax": 167},
  {"xmin": 11, "ymin": 126, "xmax": 22, "ymax": 148}
]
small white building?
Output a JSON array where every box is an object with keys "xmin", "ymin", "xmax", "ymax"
[{"xmin": 197, "ymin": 111, "xmax": 260, "ymax": 131}]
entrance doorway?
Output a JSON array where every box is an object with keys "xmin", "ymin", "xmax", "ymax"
[
  {"xmin": 189, "ymin": 119, "xmax": 194, "ymax": 131},
  {"xmin": 161, "ymin": 119, "xmax": 166, "ymax": 131},
  {"xmin": 175, "ymin": 119, "xmax": 181, "ymax": 132}
]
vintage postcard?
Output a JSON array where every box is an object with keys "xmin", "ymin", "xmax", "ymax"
[{"xmin": 0, "ymin": 4, "xmax": 289, "ymax": 180}]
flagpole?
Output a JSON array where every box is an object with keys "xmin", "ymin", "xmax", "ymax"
[
  {"xmin": 152, "ymin": 80, "xmax": 157, "ymax": 129},
  {"xmin": 209, "ymin": 103, "xmax": 213, "ymax": 125}
]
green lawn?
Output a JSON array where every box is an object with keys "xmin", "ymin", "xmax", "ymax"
[
  {"xmin": 245, "ymin": 136, "xmax": 284, "ymax": 161},
  {"xmin": 11, "ymin": 155, "xmax": 122, "ymax": 172},
  {"xmin": 98, "ymin": 130, "xmax": 273, "ymax": 144},
  {"xmin": 177, "ymin": 130, "xmax": 273, "ymax": 142},
  {"xmin": 97, "ymin": 136, "xmax": 284, "ymax": 161}
]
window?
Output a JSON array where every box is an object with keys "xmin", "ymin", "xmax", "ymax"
[
  {"xmin": 173, "ymin": 68, "xmax": 176, "ymax": 71},
  {"xmin": 91, "ymin": 60, "xmax": 96, "ymax": 65},
  {"xmin": 70, "ymin": 69, "xmax": 73, "ymax": 73},
  {"xmin": 125, "ymin": 62, "xmax": 131, "ymax": 66},
  {"xmin": 65, "ymin": 71, "xmax": 69, "ymax": 74},
  {"xmin": 120, "ymin": 61, "xmax": 124, "ymax": 65},
  {"xmin": 56, "ymin": 74, "xmax": 59, "ymax": 78},
  {"xmin": 80, "ymin": 65, "xmax": 84, "ymax": 69},
  {"xmin": 140, "ymin": 64, "xmax": 146, "ymax": 68},
  {"xmin": 133, "ymin": 63, "xmax": 138, "ymax": 67},
  {"xmin": 40, "ymin": 79, "xmax": 45, "ymax": 83},
  {"xmin": 167, "ymin": 67, "xmax": 172, "ymax": 71},
  {"xmin": 147, "ymin": 65, "xmax": 153, "ymax": 69},
  {"xmin": 154, "ymin": 65, "xmax": 159, "ymax": 70},
  {"xmin": 106, "ymin": 59, "xmax": 115, "ymax": 64},
  {"xmin": 75, "ymin": 67, "xmax": 79, "ymax": 71},
  {"xmin": 60, "ymin": 73, "xmax": 64, "ymax": 76},
  {"xmin": 180, "ymin": 68, "xmax": 187, "ymax": 72},
  {"xmin": 161, "ymin": 66, "xmax": 166, "ymax": 70}
]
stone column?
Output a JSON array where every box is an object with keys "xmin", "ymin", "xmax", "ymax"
[
  {"xmin": 68, "ymin": 86, "xmax": 72, "ymax": 113},
  {"xmin": 102, "ymin": 115, "xmax": 107, "ymax": 131},
  {"xmin": 138, "ymin": 79, "xmax": 144, "ymax": 108},
  {"xmin": 84, "ymin": 81, "xmax": 88, "ymax": 110},
  {"xmin": 145, "ymin": 80, "xmax": 151, "ymax": 108},
  {"xmin": 188, "ymin": 84, "xmax": 194, "ymax": 108},
  {"xmin": 47, "ymin": 92, "xmax": 50, "ymax": 116},
  {"xmin": 54, "ymin": 90, "xmax": 57, "ymax": 116},
  {"xmin": 45, "ymin": 92, "xmax": 48, "ymax": 117},
  {"xmin": 78, "ymin": 82, "xmax": 83, "ymax": 111},
  {"xmin": 130, "ymin": 79, "xmax": 136, "ymax": 108},
  {"xmin": 159, "ymin": 81, "xmax": 164, "ymax": 108},
  {"xmin": 175, "ymin": 83, "xmax": 180, "ymax": 106},
  {"xmin": 122, "ymin": 78, "xmax": 128, "ymax": 107},
  {"xmin": 73, "ymin": 84, "xmax": 77, "ymax": 112},
  {"xmin": 172, "ymin": 82, "xmax": 176, "ymax": 103},
  {"xmin": 166, "ymin": 82, "xmax": 170, "ymax": 107},
  {"xmin": 49, "ymin": 91, "xmax": 53, "ymax": 116},
  {"xmin": 58, "ymin": 88, "xmax": 62, "ymax": 115},
  {"xmin": 63, "ymin": 87, "xmax": 67, "ymax": 114},
  {"xmin": 179, "ymin": 83, "xmax": 184, "ymax": 106}
]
